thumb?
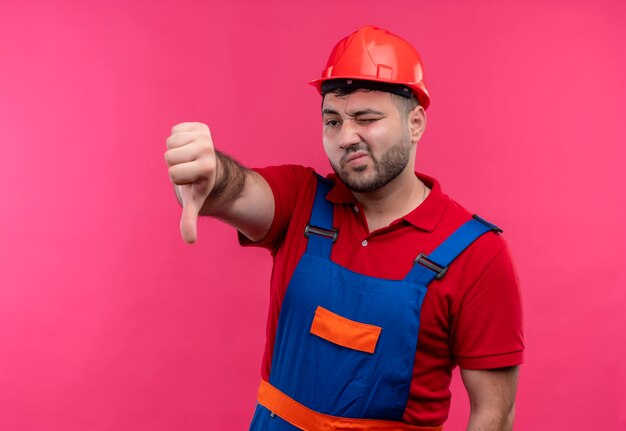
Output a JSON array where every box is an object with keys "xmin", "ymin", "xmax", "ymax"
[{"xmin": 179, "ymin": 185, "xmax": 201, "ymax": 244}]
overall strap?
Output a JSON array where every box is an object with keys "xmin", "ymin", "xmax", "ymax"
[
  {"xmin": 304, "ymin": 175, "xmax": 337, "ymax": 259},
  {"xmin": 405, "ymin": 215, "xmax": 503, "ymax": 285}
]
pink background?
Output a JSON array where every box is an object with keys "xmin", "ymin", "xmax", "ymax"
[{"xmin": 1, "ymin": 1, "xmax": 625, "ymax": 429}]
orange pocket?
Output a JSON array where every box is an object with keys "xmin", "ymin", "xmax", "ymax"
[{"xmin": 310, "ymin": 306, "xmax": 382, "ymax": 354}]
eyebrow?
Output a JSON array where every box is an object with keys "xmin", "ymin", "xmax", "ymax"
[
  {"xmin": 322, "ymin": 108, "xmax": 340, "ymax": 116},
  {"xmin": 321, "ymin": 108, "xmax": 385, "ymax": 117}
]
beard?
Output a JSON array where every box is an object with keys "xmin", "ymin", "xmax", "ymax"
[{"xmin": 330, "ymin": 133, "xmax": 412, "ymax": 193}]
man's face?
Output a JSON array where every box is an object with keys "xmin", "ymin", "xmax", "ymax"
[{"xmin": 322, "ymin": 90, "xmax": 413, "ymax": 193}]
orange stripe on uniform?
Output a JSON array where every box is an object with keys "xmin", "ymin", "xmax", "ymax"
[
  {"xmin": 257, "ymin": 380, "xmax": 443, "ymax": 431},
  {"xmin": 309, "ymin": 306, "xmax": 382, "ymax": 354}
]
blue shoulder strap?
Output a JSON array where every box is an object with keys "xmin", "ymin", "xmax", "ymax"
[
  {"xmin": 304, "ymin": 175, "xmax": 337, "ymax": 258},
  {"xmin": 404, "ymin": 215, "xmax": 502, "ymax": 285}
]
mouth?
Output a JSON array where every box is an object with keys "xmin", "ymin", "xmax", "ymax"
[{"xmin": 342, "ymin": 151, "xmax": 369, "ymax": 167}]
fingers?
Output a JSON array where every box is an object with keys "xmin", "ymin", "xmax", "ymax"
[
  {"xmin": 171, "ymin": 122, "xmax": 209, "ymax": 134},
  {"xmin": 164, "ymin": 141, "xmax": 207, "ymax": 166},
  {"xmin": 165, "ymin": 121, "xmax": 217, "ymax": 186},
  {"xmin": 167, "ymin": 123, "xmax": 212, "ymax": 149},
  {"xmin": 168, "ymin": 158, "xmax": 216, "ymax": 185},
  {"xmin": 165, "ymin": 131, "xmax": 196, "ymax": 150}
]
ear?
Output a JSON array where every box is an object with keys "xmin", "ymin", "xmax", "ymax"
[{"xmin": 408, "ymin": 105, "xmax": 427, "ymax": 144}]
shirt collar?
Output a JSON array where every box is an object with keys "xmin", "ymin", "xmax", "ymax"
[{"xmin": 325, "ymin": 172, "xmax": 448, "ymax": 233}]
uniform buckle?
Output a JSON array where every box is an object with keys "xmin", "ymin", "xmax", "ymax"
[
  {"xmin": 304, "ymin": 224, "xmax": 339, "ymax": 243},
  {"xmin": 472, "ymin": 214, "xmax": 503, "ymax": 233},
  {"xmin": 414, "ymin": 253, "xmax": 448, "ymax": 279}
]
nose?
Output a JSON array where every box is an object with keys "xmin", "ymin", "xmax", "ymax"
[{"xmin": 337, "ymin": 119, "xmax": 362, "ymax": 150}]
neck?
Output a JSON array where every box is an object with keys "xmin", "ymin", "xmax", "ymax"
[{"xmin": 353, "ymin": 168, "xmax": 429, "ymax": 232}]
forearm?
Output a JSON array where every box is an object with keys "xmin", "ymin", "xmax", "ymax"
[
  {"xmin": 462, "ymin": 367, "xmax": 519, "ymax": 431},
  {"xmin": 466, "ymin": 406, "xmax": 515, "ymax": 431},
  {"xmin": 199, "ymin": 150, "xmax": 247, "ymax": 216}
]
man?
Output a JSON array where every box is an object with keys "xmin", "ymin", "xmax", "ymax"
[{"xmin": 165, "ymin": 26, "xmax": 523, "ymax": 431}]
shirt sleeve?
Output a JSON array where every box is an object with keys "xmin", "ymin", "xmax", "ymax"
[
  {"xmin": 238, "ymin": 164, "xmax": 317, "ymax": 252},
  {"xmin": 451, "ymin": 240, "xmax": 525, "ymax": 369}
]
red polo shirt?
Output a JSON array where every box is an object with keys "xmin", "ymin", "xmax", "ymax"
[{"xmin": 240, "ymin": 165, "xmax": 524, "ymax": 427}]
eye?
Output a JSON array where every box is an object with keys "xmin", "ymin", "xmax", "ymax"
[
  {"xmin": 356, "ymin": 118, "xmax": 378, "ymax": 125},
  {"xmin": 325, "ymin": 119, "xmax": 340, "ymax": 127}
]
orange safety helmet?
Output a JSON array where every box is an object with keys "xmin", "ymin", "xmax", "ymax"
[{"xmin": 310, "ymin": 25, "xmax": 431, "ymax": 109}]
